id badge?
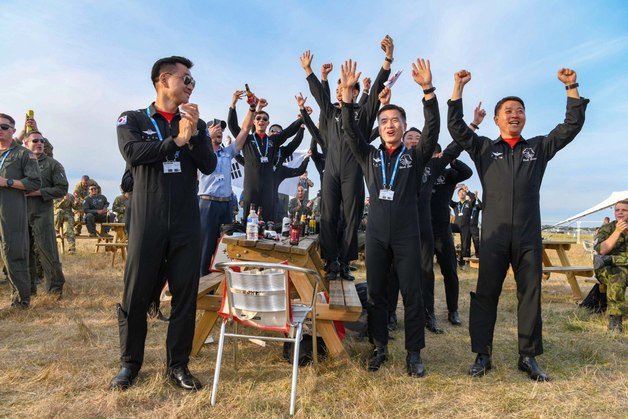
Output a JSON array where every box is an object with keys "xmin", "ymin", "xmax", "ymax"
[
  {"xmin": 379, "ymin": 189, "xmax": 394, "ymax": 201},
  {"xmin": 163, "ymin": 161, "xmax": 181, "ymax": 174},
  {"xmin": 260, "ymin": 156, "xmax": 269, "ymax": 163}
]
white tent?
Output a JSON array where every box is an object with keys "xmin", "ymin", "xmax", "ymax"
[{"xmin": 552, "ymin": 190, "xmax": 628, "ymax": 227}]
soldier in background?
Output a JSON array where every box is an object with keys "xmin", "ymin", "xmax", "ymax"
[
  {"xmin": 594, "ymin": 200, "xmax": 628, "ymax": 332},
  {"xmin": 55, "ymin": 193, "xmax": 78, "ymax": 253},
  {"xmin": 73, "ymin": 175, "xmax": 99, "ymax": 235},
  {"xmin": 24, "ymin": 131, "xmax": 68, "ymax": 295},
  {"xmin": 112, "ymin": 191, "xmax": 130, "ymax": 223},
  {"xmin": 83, "ymin": 185, "xmax": 114, "ymax": 237}
]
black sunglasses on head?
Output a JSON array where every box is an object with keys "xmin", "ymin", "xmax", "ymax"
[{"xmin": 0, "ymin": 123, "xmax": 14, "ymax": 130}]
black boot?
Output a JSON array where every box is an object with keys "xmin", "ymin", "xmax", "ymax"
[
  {"xmin": 387, "ymin": 312, "xmax": 398, "ymax": 332},
  {"xmin": 406, "ymin": 351, "xmax": 426, "ymax": 377},
  {"xmin": 608, "ymin": 315, "xmax": 623, "ymax": 332},
  {"xmin": 109, "ymin": 367, "xmax": 138, "ymax": 390},
  {"xmin": 339, "ymin": 262, "xmax": 355, "ymax": 281},
  {"xmin": 425, "ymin": 311, "xmax": 444, "ymax": 334},
  {"xmin": 167, "ymin": 366, "xmax": 203, "ymax": 391},
  {"xmin": 324, "ymin": 260, "xmax": 340, "ymax": 281},
  {"xmin": 367, "ymin": 346, "xmax": 388, "ymax": 372},
  {"xmin": 448, "ymin": 311, "xmax": 461, "ymax": 326},
  {"xmin": 469, "ymin": 353, "xmax": 492, "ymax": 377},
  {"xmin": 518, "ymin": 356, "xmax": 550, "ymax": 382}
]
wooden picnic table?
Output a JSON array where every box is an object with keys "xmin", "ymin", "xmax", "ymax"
[
  {"xmin": 190, "ymin": 234, "xmax": 362, "ymax": 359},
  {"xmin": 95, "ymin": 223, "xmax": 127, "ymax": 267},
  {"xmin": 462, "ymin": 239, "xmax": 593, "ymax": 301}
]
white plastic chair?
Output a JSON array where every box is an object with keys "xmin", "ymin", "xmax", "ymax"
[{"xmin": 211, "ymin": 261, "xmax": 322, "ymax": 416}]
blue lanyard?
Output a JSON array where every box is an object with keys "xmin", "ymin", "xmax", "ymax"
[
  {"xmin": 146, "ymin": 107, "xmax": 179, "ymax": 159},
  {"xmin": 379, "ymin": 146, "xmax": 405, "ymax": 190},
  {"xmin": 0, "ymin": 146, "xmax": 15, "ymax": 171},
  {"xmin": 253, "ymin": 133, "xmax": 269, "ymax": 160},
  {"xmin": 458, "ymin": 202, "xmax": 465, "ymax": 213}
]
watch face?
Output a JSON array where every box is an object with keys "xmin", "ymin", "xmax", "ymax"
[{"xmin": 7, "ymin": 179, "xmax": 13, "ymax": 187}]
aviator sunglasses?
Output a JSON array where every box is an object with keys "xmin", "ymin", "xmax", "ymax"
[
  {"xmin": 165, "ymin": 73, "xmax": 196, "ymax": 87},
  {"xmin": 0, "ymin": 124, "xmax": 15, "ymax": 130},
  {"xmin": 255, "ymin": 116, "xmax": 269, "ymax": 122}
]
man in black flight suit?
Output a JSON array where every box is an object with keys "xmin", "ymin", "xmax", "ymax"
[
  {"xmin": 340, "ymin": 58, "xmax": 439, "ymax": 377},
  {"xmin": 448, "ymin": 67, "xmax": 588, "ymax": 381},
  {"xmin": 110, "ymin": 56, "xmax": 217, "ymax": 391}
]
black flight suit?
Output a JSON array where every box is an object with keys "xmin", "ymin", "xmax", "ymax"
[
  {"xmin": 228, "ymin": 107, "xmax": 301, "ymax": 222},
  {"xmin": 447, "ymin": 96, "xmax": 589, "ymax": 356},
  {"xmin": 430, "ymin": 160, "xmax": 473, "ymax": 312},
  {"xmin": 306, "ymin": 67, "xmax": 390, "ymax": 265},
  {"xmin": 468, "ymin": 191, "xmax": 482, "ymax": 256},
  {"xmin": 451, "ymin": 197, "xmax": 473, "ymax": 266},
  {"xmin": 418, "ymin": 142, "xmax": 464, "ymax": 315},
  {"xmin": 116, "ymin": 103, "xmax": 216, "ymax": 374},
  {"xmin": 342, "ymin": 97, "xmax": 439, "ymax": 350}
]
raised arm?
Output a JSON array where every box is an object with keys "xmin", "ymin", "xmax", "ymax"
[
  {"xmin": 411, "ymin": 58, "xmax": 440, "ymax": 165},
  {"xmin": 447, "ymin": 70, "xmax": 483, "ymax": 158},
  {"xmin": 301, "ymin": 50, "xmax": 334, "ymax": 120},
  {"xmin": 271, "ymin": 115, "xmax": 302, "ymax": 147},
  {"xmin": 542, "ymin": 68, "xmax": 589, "ymax": 160},
  {"xmin": 448, "ymin": 159, "xmax": 473, "ymax": 184},
  {"xmin": 233, "ymin": 98, "xmax": 256, "ymax": 152},
  {"xmin": 340, "ymin": 60, "xmax": 372, "ymax": 166},
  {"xmin": 228, "ymin": 90, "xmax": 245, "ymax": 137},
  {"xmin": 358, "ymin": 77, "xmax": 371, "ymax": 107},
  {"xmin": 357, "ymin": 36, "xmax": 394, "ymax": 134}
]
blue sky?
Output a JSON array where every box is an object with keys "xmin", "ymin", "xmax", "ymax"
[{"xmin": 1, "ymin": 0, "xmax": 627, "ymax": 225}]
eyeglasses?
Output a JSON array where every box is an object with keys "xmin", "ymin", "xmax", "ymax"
[
  {"xmin": 0, "ymin": 124, "xmax": 15, "ymax": 130},
  {"xmin": 255, "ymin": 116, "xmax": 269, "ymax": 122},
  {"xmin": 165, "ymin": 73, "xmax": 196, "ymax": 87},
  {"xmin": 30, "ymin": 138, "xmax": 42, "ymax": 143}
]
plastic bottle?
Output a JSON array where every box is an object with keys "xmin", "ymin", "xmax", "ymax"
[
  {"xmin": 281, "ymin": 217, "xmax": 291, "ymax": 237},
  {"xmin": 246, "ymin": 204, "xmax": 259, "ymax": 241}
]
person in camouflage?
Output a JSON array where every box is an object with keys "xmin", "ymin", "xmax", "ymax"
[
  {"xmin": 55, "ymin": 193, "xmax": 78, "ymax": 253},
  {"xmin": 112, "ymin": 191, "xmax": 130, "ymax": 223},
  {"xmin": 73, "ymin": 175, "xmax": 99, "ymax": 235},
  {"xmin": 594, "ymin": 199, "xmax": 628, "ymax": 332}
]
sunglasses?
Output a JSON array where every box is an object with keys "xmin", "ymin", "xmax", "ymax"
[
  {"xmin": 255, "ymin": 116, "xmax": 269, "ymax": 122},
  {"xmin": 30, "ymin": 138, "xmax": 43, "ymax": 143},
  {"xmin": 0, "ymin": 123, "xmax": 15, "ymax": 130},
  {"xmin": 165, "ymin": 73, "xmax": 196, "ymax": 87}
]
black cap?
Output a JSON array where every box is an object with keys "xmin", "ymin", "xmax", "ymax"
[{"xmin": 208, "ymin": 118, "xmax": 226, "ymax": 129}]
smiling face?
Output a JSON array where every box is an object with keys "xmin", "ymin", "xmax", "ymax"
[
  {"xmin": 378, "ymin": 109, "xmax": 406, "ymax": 148},
  {"xmin": 403, "ymin": 131, "xmax": 421, "ymax": 149},
  {"xmin": 89, "ymin": 186, "xmax": 98, "ymax": 197},
  {"xmin": 494, "ymin": 100, "xmax": 526, "ymax": 138},
  {"xmin": 162, "ymin": 63, "xmax": 194, "ymax": 105},
  {"xmin": 254, "ymin": 112, "xmax": 269, "ymax": 133}
]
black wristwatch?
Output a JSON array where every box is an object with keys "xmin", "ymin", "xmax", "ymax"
[{"xmin": 6, "ymin": 178, "xmax": 14, "ymax": 188}]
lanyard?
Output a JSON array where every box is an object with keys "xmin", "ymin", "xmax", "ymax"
[
  {"xmin": 0, "ymin": 146, "xmax": 15, "ymax": 171},
  {"xmin": 146, "ymin": 107, "xmax": 179, "ymax": 159},
  {"xmin": 379, "ymin": 146, "xmax": 405, "ymax": 190},
  {"xmin": 458, "ymin": 202, "xmax": 465, "ymax": 213},
  {"xmin": 253, "ymin": 133, "xmax": 269, "ymax": 159}
]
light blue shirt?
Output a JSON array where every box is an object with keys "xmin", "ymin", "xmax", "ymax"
[{"xmin": 198, "ymin": 143, "xmax": 236, "ymax": 198}]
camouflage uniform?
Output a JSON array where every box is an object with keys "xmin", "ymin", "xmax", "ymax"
[
  {"xmin": 54, "ymin": 193, "xmax": 78, "ymax": 252},
  {"xmin": 112, "ymin": 194, "xmax": 129, "ymax": 223},
  {"xmin": 594, "ymin": 221, "xmax": 627, "ymax": 316}
]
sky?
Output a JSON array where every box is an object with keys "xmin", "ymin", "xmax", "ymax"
[{"xmin": 1, "ymin": 0, "xmax": 627, "ymax": 226}]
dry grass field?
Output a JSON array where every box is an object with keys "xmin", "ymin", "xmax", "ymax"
[{"xmin": 0, "ymin": 235, "xmax": 626, "ymax": 418}]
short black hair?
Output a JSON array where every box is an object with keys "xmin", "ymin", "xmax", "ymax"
[
  {"xmin": 269, "ymin": 124, "xmax": 283, "ymax": 132},
  {"xmin": 494, "ymin": 96, "xmax": 525, "ymax": 116},
  {"xmin": 378, "ymin": 104, "xmax": 406, "ymax": 122},
  {"xmin": 151, "ymin": 56, "xmax": 194, "ymax": 85},
  {"xmin": 255, "ymin": 111, "xmax": 269, "ymax": 119},
  {"xmin": 337, "ymin": 79, "xmax": 360, "ymax": 92},
  {"xmin": 0, "ymin": 113, "xmax": 15, "ymax": 126},
  {"xmin": 434, "ymin": 143, "xmax": 442, "ymax": 153}
]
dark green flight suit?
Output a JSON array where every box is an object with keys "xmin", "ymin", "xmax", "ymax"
[
  {"xmin": 0, "ymin": 145, "xmax": 41, "ymax": 305},
  {"xmin": 27, "ymin": 154, "xmax": 68, "ymax": 294}
]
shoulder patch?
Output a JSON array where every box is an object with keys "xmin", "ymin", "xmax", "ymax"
[{"xmin": 117, "ymin": 115, "xmax": 128, "ymax": 126}]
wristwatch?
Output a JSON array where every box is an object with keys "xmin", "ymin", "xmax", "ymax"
[
  {"xmin": 192, "ymin": 129, "xmax": 199, "ymax": 137},
  {"xmin": 6, "ymin": 178, "xmax": 14, "ymax": 188}
]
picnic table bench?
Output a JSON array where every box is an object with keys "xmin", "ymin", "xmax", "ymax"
[
  {"xmin": 187, "ymin": 234, "xmax": 362, "ymax": 358},
  {"xmin": 94, "ymin": 223, "xmax": 127, "ymax": 267}
]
